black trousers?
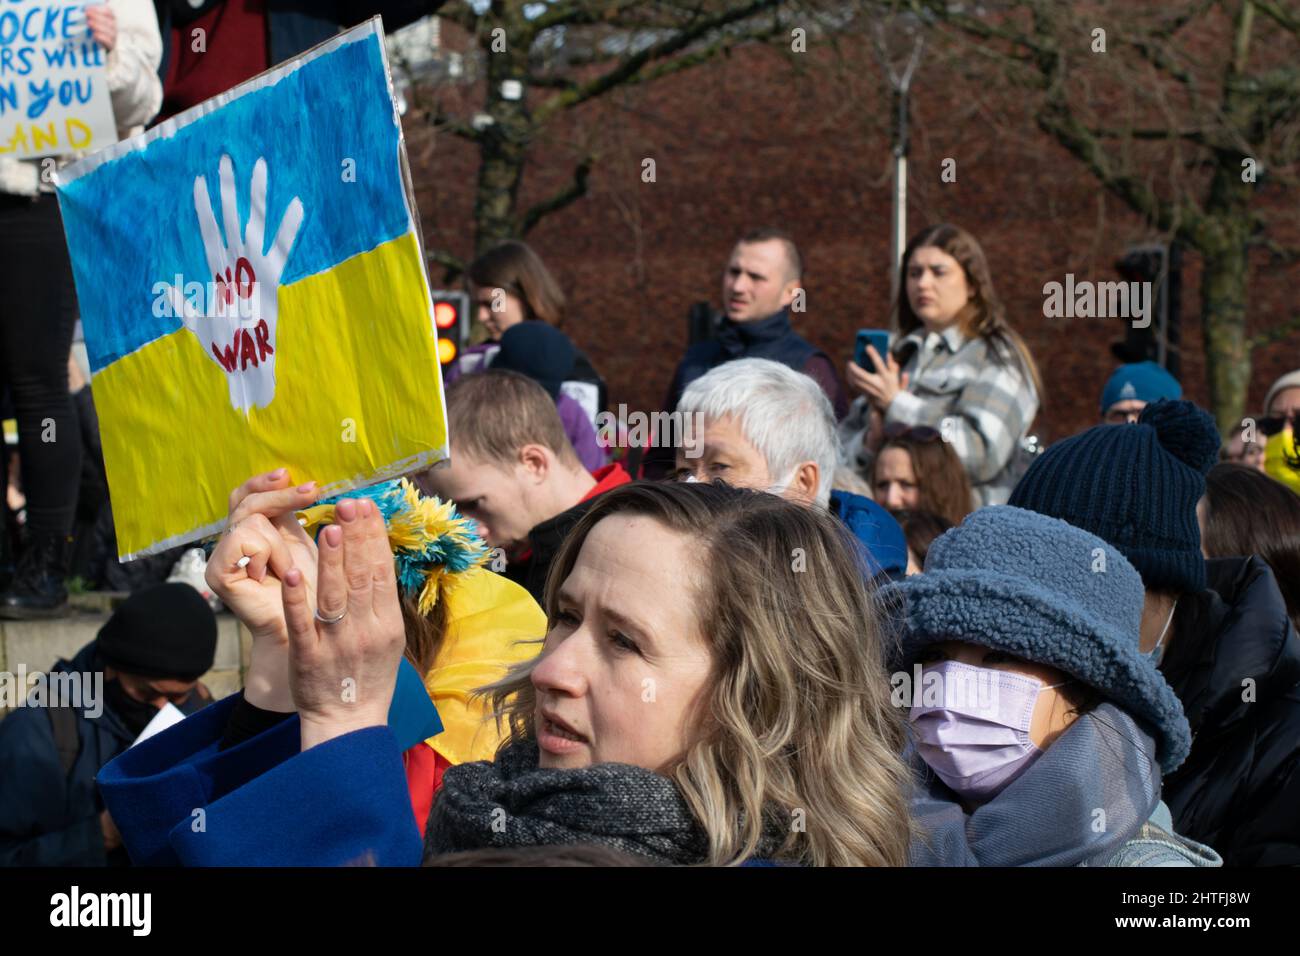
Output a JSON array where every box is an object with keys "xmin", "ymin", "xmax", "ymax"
[{"xmin": 0, "ymin": 192, "xmax": 83, "ymax": 539}]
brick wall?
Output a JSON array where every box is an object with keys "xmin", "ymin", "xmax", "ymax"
[{"xmin": 407, "ymin": 36, "xmax": 1300, "ymax": 443}]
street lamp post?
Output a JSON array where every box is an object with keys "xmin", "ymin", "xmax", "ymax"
[{"xmin": 872, "ymin": 22, "xmax": 924, "ymax": 313}]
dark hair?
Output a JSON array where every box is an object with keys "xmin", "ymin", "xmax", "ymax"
[
  {"xmin": 467, "ymin": 240, "xmax": 565, "ymax": 326},
  {"xmin": 874, "ymin": 431, "xmax": 974, "ymax": 527},
  {"xmin": 894, "ymin": 223, "xmax": 1044, "ymax": 402},
  {"xmin": 1203, "ymin": 463, "xmax": 1300, "ymax": 626},
  {"xmin": 737, "ymin": 227, "xmax": 803, "ymax": 281},
  {"xmin": 892, "ymin": 510, "xmax": 951, "ymax": 568}
]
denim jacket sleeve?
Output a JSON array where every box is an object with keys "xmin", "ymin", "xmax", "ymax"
[{"xmin": 1106, "ymin": 802, "xmax": 1223, "ymax": 868}]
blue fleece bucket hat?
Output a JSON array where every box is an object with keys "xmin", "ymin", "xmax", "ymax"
[{"xmin": 884, "ymin": 505, "xmax": 1192, "ymax": 774}]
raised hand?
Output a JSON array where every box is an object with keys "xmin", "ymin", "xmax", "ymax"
[
  {"xmin": 85, "ymin": 5, "xmax": 117, "ymax": 51},
  {"xmin": 283, "ymin": 498, "xmax": 407, "ymax": 751},
  {"xmin": 847, "ymin": 346, "xmax": 910, "ymax": 412},
  {"xmin": 168, "ymin": 155, "xmax": 304, "ymax": 414},
  {"xmin": 207, "ymin": 469, "xmax": 321, "ymax": 710}
]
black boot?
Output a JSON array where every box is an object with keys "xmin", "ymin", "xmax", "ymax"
[{"xmin": 0, "ymin": 531, "xmax": 70, "ymax": 619}]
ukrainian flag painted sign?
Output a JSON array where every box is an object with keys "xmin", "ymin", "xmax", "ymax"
[{"xmin": 55, "ymin": 19, "xmax": 447, "ymax": 560}]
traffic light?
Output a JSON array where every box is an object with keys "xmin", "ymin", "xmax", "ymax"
[
  {"xmin": 1111, "ymin": 243, "xmax": 1182, "ymax": 380},
  {"xmin": 431, "ymin": 290, "xmax": 470, "ymax": 366}
]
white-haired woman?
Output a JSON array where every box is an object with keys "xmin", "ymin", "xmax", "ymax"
[{"xmin": 672, "ymin": 358, "xmax": 909, "ymax": 581}]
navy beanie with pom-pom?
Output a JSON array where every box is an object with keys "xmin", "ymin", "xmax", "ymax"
[{"xmin": 1009, "ymin": 399, "xmax": 1220, "ymax": 595}]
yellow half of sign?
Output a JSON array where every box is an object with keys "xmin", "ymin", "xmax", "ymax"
[{"xmin": 94, "ymin": 230, "xmax": 448, "ymax": 558}]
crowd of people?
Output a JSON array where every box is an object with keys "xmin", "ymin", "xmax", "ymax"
[{"xmin": 1, "ymin": 2, "xmax": 1299, "ymax": 869}]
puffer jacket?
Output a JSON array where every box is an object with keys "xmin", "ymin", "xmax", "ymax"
[{"xmin": 1160, "ymin": 556, "xmax": 1300, "ymax": 866}]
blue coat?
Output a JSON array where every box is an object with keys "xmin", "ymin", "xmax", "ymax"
[
  {"xmin": 830, "ymin": 489, "xmax": 908, "ymax": 582},
  {"xmin": 96, "ymin": 659, "xmax": 437, "ymax": 867}
]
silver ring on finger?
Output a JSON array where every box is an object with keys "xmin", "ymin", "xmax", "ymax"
[{"xmin": 314, "ymin": 606, "xmax": 348, "ymax": 625}]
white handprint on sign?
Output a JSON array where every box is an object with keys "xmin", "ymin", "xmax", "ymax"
[{"xmin": 167, "ymin": 155, "xmax": 304, "ymax": 413}]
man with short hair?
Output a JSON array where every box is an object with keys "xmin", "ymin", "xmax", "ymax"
[
  {"xmin": 419, "ymin": 370, "xmax": 630, "ymax": 603},
  {"xmin": 644, "ymin": 229, "xmax": 848, "ymax": 479},
  {"xmin": 673, "ymin": 359, "xmax": 906, "ymax": 581},
  {"xmin": 668, "ymin": 229, "xmax": 846, "ymax": 415},
  {"xmin": 1099, "ymin": 361, "xmax": 1182, "ymax": 424},
  {"xmin": 0, "ymin": 583, "xmax": 217, "ymax": 865}
]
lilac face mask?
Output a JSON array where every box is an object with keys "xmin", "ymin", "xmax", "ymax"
[{"xmin": 909, "ymin": 659, "xmax": 1065, "ymax": 801}]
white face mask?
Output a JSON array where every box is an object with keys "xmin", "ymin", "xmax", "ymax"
[{"xmin": 766, "ymin": 466, "xmax": 798, "ymax": 498}]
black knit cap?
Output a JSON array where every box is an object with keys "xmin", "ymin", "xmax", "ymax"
[
  {"xmin": 1008, "ymin": 399, "xmax": 1220, "ymax": 594},
  {"xmin": 96, "ymin": 583, "xmax": 218, "ymax": 680},
  {"xmin": 489, "ymin": 322, "xmax": 576, "ymax": 400}
]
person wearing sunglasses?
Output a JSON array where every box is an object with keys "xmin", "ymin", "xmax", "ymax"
[
  {"xmin": 872, "ymin": 424, "xmax": 974, "ymax": 527},
  {"xmin": 1257, "ymin": 370, "xmax": 1300, "ymax": 493},
  {"xmin": 1264, "ymin": 370, "xmax": 1300, "ymax": 425}
]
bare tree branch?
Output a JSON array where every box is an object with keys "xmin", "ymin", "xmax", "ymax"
[
  {"xmin": 428, "ymin": 112, "xmax": 485, "ymax": 143},
  {"xmin": 426, "ymin": 249, "xmax": 466, "ymax": 282},
  {"xmin": 532, "ymin": 0, "xmax": 785, "ymax": 124},
  {"xmin": 527, "ymin": 0, "xmax": 655, "ymax": 34},
  {"xmin": 1249, "ymin": 313, "xmax": 1300, "ymax": 350},
  {"xmin": 520, "ymin": 155, "xmax": 596, "ymax": 234},
  {"xmin": 1252, "ymin": 0, "xmax": 1300, "ymax": 34}
]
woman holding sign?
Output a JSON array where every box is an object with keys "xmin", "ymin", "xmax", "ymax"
[{"xmin": 0, "ymin": 1, "xmax": 162, "ymax": 616}]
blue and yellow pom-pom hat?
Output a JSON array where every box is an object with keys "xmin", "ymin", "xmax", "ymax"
[{"xmin": 298, "ymin": 478, "xmax": 545, "ymax": 764}]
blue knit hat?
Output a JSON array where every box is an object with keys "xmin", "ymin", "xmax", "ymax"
[
  {"xmin": 1008, "ymin": 399, "xmax": 1219, "ymax": 594},
  {"xmin": 885, "ymin": 506, "xmax": 1191, "ymax": 773},
  {"xmin": 1100, "ymin": 361, "xmax": 1182, "ymax": 417}
]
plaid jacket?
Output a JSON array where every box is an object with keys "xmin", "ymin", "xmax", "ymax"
[{"xmin": 839, "ymin": 326, "xmax": 1039, "ymax": 506}]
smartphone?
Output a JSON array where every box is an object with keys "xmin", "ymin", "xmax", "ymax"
[{"xmin": 855, "ymin": 329, "xmax": 891, "ymax": 371}]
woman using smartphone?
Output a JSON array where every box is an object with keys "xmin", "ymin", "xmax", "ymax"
[{"xmin": 841, "ymin": 224, "xmax": 1042, "ymax": 506}]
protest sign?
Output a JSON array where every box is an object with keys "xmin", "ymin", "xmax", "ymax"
[
  {"xmin": 0, "ymin": 1, "xmax": 117, "ymax": 159},
  {"xmin": 55, "ymin": 18, "xmax": 449, "ymax": 559}
]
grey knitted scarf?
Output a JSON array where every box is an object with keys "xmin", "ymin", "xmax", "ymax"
[
  {"xmin": 424, "ymin": 741, "xmax": 730, "ymax": 865},
  {"xmin": 909, "ymin": 702, "xmax": 1162, "ymax": 866}
]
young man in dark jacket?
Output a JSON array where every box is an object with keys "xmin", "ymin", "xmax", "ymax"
[
  {"xmin": 417, "ymin": 371, "xmax": 630, "ymax": 605},
  {"xmin": 0, "ymin": 583, "xmax": 217, "ymax": 865},
  {"xmin": 1010, "ymin": 399, "xmax": 1300, "ymax": 865},
  {"xmin": 643, "ymin": 229, "xmax": 847, "ymax": 479}
]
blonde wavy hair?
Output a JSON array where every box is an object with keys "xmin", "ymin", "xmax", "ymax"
[{"xmin": 484, "ymin": 481, "xmax": 913, "ymax": 866}]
